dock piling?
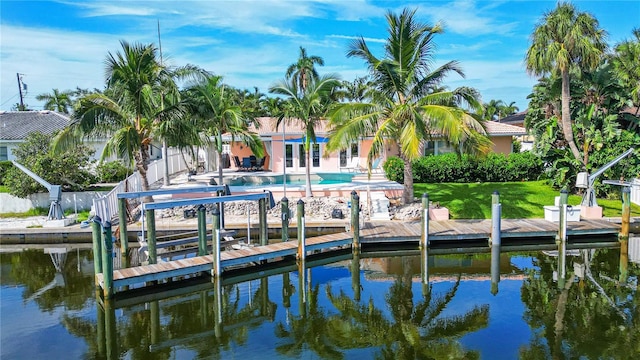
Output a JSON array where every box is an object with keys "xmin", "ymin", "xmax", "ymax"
[
  {"xmin": 297, "ymin": 200, "xmax": 306, "ymax": 261},
  {"xmin": 212, "ymin": 207, "xmax": 221, "ymax": 277},
  {"xmin": 197, "ymin": 205, "xmax": 207, "ymax": 256},
  {"xmin": 117, "ymin": 198, "xmax": 128, "ymax": 254},
  {"xmin": 491, "ymin": 191, "xmax": 501, "ymax": 246},
  {"xmin": 281, "ymin": 197, "xmax": 289, "ymax": 242},
  {"xmin": 101, "ymin": 221, "xmax": 113, "ymax": 299},
  {"xmin": 421, "ymin": 193, "xmax": 429, "ymax": 249},
  {"xmin": 259, "ymin": 198, "xmax": 268, "ymax": 246},
  {"xmin": 91, "ymin": 216, "xmax": 103, "ymax": 281},
  {"xmin": 620, "ymin": 186, "xmax": 631, "ymax": 241},
  {"xmin": 351, "ymin": 191, "xmax": 360, "ymax": 249},
  {"xmin": 145, "ymin": 209, "xmax": 157, "ymax": 265}
]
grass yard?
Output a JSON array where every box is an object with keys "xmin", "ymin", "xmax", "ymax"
[{"xmin": 414, "ymin": 180, "xmax": 640, "ymax": 219}]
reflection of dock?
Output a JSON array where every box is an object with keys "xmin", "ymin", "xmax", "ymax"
[{"xmin": 95, "ymin": 218, "xmax": 621, "ymax": 294}]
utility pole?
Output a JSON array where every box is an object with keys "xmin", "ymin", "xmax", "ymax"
[{"xmin": 16, "ymin": 73, "xmax": 25, "ymax": 110}]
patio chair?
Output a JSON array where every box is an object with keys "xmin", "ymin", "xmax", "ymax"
[
  {"xmin": 233, "ymin": 156, "xmax": 246, "ymax": 171},
  {"xmin": 254, "ymin": 157, "xmax": 266, "ymax": 171},
  {"xmin": 341, "ymin": 157, "xmax": 361, "ymax": 173}
]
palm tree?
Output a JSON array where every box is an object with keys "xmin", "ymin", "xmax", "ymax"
[
  {"xmin": 186, "ymin": 75, "xmax": 264, "ymax": 187},
  {"xmin": 36, "ymin": 89, "xmax": 73, "ymax": 114},
  {"xmin": 286, "ymin": 47, "xmax": 325, "ymax": 94},
  {"xmin": 483, "ymin": 99, "xmax": 505, "ymax": 120},
  {"xmin": 611, "ymin": 28, "xmax": 640, "ymax": 111},
  {"xmin": 501, "ymin": 101, "xmax": 520, "ymax": 118},
  {"xmin": 269, "ymin": 74, "xmax": 341, "ymax": 197},
  {"xmin": 327, "ymin": 8, "xmax": 490, "ymax": 204},
  {"xmin": 55, "ymin": 41, "xmax": 198, "ymax": 193},
  {"xmin": 525, "ymin": 2, "xmax": 607, "ymax": 167}
]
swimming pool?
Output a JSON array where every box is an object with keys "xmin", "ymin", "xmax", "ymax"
[{"xmin": 226, "ymin": 172, "xmax": 355, "ymax": 186}]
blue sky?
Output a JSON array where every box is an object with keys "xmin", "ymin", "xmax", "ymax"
[{"xmin": 1, "ymin": 0, "xmax": 638, "ymax": 112}]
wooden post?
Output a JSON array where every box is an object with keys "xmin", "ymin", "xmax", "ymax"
[
  {"xmin": 91, "ymin": 216, "xmax": 103, "ymax": 279},
  {"xmin": 620, "ymin": 186, "xmax": 631, "ymax": 241},
  {"xmin": 101, "ymin": 221, "xmax": 113, "ymax": 299},
  {"xmin": 117, "ymin": 198, "xmax": 128, "ymax": 254},
  {"xmin": 212, "ymin": 207, "xmax": 221, "ymax": 277},
  {"xmin": 350, "ymin": 191, "xmax": 360, "ymax": 250},
  {"xmin": 420, "ymin": 193, "xmax": 429, "ymax": 249},
  {"xmin": 197, "ymin": 205, "xmax": 207, "ymax": 256},
  {"xmin": 259, "ymin": 198, "xmax": 268, "ymax": 246},
  {"xmin": 104, "ymin": 299, "xmax": 117, "ymax": 360},
  {"xmin": 297, "ymin": 199, "xmax": 306, "ymax": 261},
  {"xmin": 145, "ymin": 209, "xmax": 157, "ymax": 265},
  {"xmin": 96, "ymin": 293, "xmax": 105, "ymax": 357},
  {"xmin": 491, "ymin": 191, "xmax": 501, "ymax": 246},
  {"xmin": 281, "ymin": 197, "xmax": 289, "ymax": 242}
]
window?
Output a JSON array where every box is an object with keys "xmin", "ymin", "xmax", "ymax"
[
  {"xmin": 0, "ymin": 146, "xmax": 7, "ymax": 161},
  {"xmin": 312, "ymin": 144, "xmax": 320, "ymax": 167},
  {"xmin": 285, "ymin": 144, "xmax": 293, "ymax": 168},
  {"xmin": 340, "ymin": 143, "xmax": 359, "ymax": 167}
]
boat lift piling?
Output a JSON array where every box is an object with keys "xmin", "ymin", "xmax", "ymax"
[
  {"xmin": 490, "ymin": 191, "xmax": 502, "ymax": 247},
  {"xmin": 350, "ymin": 191, "xmax": 360, "ymax": 250},
  {"xmin": 297, "ymin": 200, "xmax": 306, "ymax": 261}
]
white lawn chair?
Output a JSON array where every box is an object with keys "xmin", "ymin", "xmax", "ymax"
[{"xmin": 341, "ymin": 157, "xmax": 361, "ymax": 173}]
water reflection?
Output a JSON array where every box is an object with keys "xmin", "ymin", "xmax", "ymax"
[{"xmin": 1, "ymin": 237, "xmax": 639, "ymax": 359}]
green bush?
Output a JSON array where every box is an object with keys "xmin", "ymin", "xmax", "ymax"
[
  {"xmin": 0, "ymin": 161, "xmax": 12, "ymax": 185},
  {"xmin": 96, "ymin": 161, "xmax": 132, "ymax": 183},
  {"xmin": 387, "ymin": 152, "xmax": 544, "ymax": 184},
  {"xmin": 382, "ymin": 156, "xmax": 405, "ymax": 182}
]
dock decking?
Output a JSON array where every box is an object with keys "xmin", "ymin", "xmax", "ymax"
[{"xmin": 96, "ymin": 218, "xmax": 621, "ymax": 292}]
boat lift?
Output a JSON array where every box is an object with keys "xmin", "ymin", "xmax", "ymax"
[
  {"xmin": 576, "ymin": 147, "xmax": 635, "ymax": 207},
  {"xmin": 11, "ymin": 160, "xmax": 64, "ymax": 220}
]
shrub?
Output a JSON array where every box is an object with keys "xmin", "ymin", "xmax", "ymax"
[
  {"xmin": 382, "ymin": 156, "xmax": 405, "ymax": 182},
  {"xmin": 96, "ymin": 161, "xmax": 132, "ymax": 183},
  {"xmin": 0, "ymin": 161, "xmax": 12, "ymax": 185},
  {"xmin": 410, "ymin": 152, "xmax": 543, "ymax": 183}
]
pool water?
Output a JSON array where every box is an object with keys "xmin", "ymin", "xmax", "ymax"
[
  {"xmin": 227, "ymin": 173, "xmax": 355, "ymax": 186},
  {"xmin": 1, "ymin": 240, "xmax": 638, "ymax": 359}
]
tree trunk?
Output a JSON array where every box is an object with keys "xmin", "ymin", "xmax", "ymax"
[
  {"xmin": 561, "ymin": 69, "xmax": 583, "ymax": 166},
  {"xmin": 217, "ymin": 134, "xmax": 224, "ymax": 186},
  {"xmin": 305, "ymin": 145, "xmax": 313, "ymax": 197},
  {"xmin": 136, "ymin": 146, "xmax": 153, "ymax": 203},
  {"xmin": 402, "ymin": 157, "xmax": 414, "ymax": 205}
]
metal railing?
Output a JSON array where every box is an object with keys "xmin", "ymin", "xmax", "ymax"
[{"xmin": 92, "ymin": 148, "xmax": 192, "ymax": 222}]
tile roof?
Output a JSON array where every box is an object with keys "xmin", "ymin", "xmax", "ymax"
[
  {"xmin": 0, "ymin": 111, "xmax": 70, "ymax": 140},
  {"xmin": 247, "ymin": 117, "xmax": 526, "ymax": 137}
]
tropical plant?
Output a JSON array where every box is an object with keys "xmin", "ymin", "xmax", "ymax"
[
  {"xmin": 483, "ymin": 99, "xmax": 505, "ymax": 120},
  {"xmin": 185, "ymin": 74, "xmax": 264, "ymax": 186},
  {"xmin": 36, "ymin": 89, "xmax": 74, "ymax": 114},
  {"xmin": 327, "ymin": 8, "xmax": 491, "ymax": 204},
  {"xmin": 286, "ymin": 46, "xmax": 325, "ymax": 94},
  {"xmin": 54, "ymin": 41, "xmax": 201, "ymax": 193},
  {"xmin": 525, "ymin": 2, "xmax": 608, "ymax": 168},
  {"xmin": 270, "ymin": 74, "xmax": 341, "ymax": 197},
  {"xmin": 4, "ymin": 132, "xmax": 95, "ymax": 198},
  {"xmin": 611, "ymin": 28, "xmax": 640, "ymax": 109}
]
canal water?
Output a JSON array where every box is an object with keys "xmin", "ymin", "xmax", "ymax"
[{"xmin": 1, "ymin": 239, "xmax": 638, "ymax": 359}]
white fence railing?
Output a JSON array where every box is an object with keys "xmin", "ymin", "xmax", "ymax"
[
  {"xmin": 92, "ymin": 148, "xmax": 192, "ymax": 222},
  {"xmin": 632, "ymin": 178, "xmax": 640, "ymax": 206}
]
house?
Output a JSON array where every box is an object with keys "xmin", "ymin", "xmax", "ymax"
[
  {"xmin": 0, "ymin": 111, "xmax": 162, "ymax": 163},
  {"xmin": 223, "ymin": 117, "xmax": 528, "ymax": 174}
]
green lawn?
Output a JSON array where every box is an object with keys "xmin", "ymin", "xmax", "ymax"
[{"xmin": 414, "ymin": 180, "xmax": 640, "ymax": 219}]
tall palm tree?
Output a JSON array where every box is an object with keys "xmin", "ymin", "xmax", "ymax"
[
  {"xmin": 270, "ymin": 74, "xmax": 341, "ymax": 197},
  {"xmin": 327, "ymin": 8, "xmax": 490, "ymax": 204},
  {"xmin": 186, "ymin": 75, "xmax": 264, "ymax": 186},
  {"xmin": 483, "ymin": 99, "xmax": 505, "ymax": 120},
  {"xmin": 286, "ymin": 47, "xmax": 325, "ymax": 94},
  {"xmin": 55, "ymin": 41, "xmax": 198, "ymax": 193},
  {"xmin": 501, "ymin": 101, "xmax": 520, "ymax": 118},
  {"xmin": 36, "ymin": 88, "xmax": 73, "ymax": 114},
  {"xmin": 525, "ymin": 2, "xmax": 607, "ymax": 167}
]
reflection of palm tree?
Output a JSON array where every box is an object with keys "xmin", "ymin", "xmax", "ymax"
[
  {"xmin": 325, "ymin": 259, "xmax": 488, "ymax": 359},
  {"xmin": 275, "ymin": 283, "xmax": 343, "ymax": 359}
]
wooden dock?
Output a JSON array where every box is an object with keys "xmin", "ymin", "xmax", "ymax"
[{"xmin": 95, "ymin": 218, "xmax": 621, "ymax": 293}]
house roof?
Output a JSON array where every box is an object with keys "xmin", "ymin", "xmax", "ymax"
[
  {"xmin": 0, "ymin": 111, "xmax": 70, "ymax": 140},
  {"xmin": 246, "ymin": 117, "xmax": 527, "ymax": 137},
  {"xmin": 496, "ymin": 110, "xmax": 527, "ymax": 127}
]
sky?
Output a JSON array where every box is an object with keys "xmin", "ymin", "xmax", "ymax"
[{"xmin": 1, "ymin": 0, "xmax": 638, "ymax": 113}]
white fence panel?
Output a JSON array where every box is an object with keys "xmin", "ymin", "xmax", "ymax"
[{"xmin": 632, "ymin": 178, "xmax": 640, "ymax": 206}]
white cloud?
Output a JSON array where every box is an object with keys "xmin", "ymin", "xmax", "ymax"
[
  {"xmin": 419, "ymin": 0, "xmax": 518, "ymax": 36},
  {"xmin": 327, "ymin": 34, "xmax": 386, "ymax": 44}
]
